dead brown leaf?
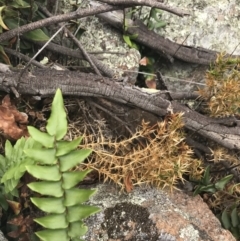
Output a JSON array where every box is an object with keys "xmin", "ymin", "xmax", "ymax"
[
  {"xmin": 139, "ymin": 56, "xmax": 148, "ymax": 66},
  {"xmin": 0, "ymin": 95, "xmax": 28, "ymax": 139},
  {"xmin": 124, "ymin": 172, "xmax": 133, "ymax": 193},
  {"xmin": 145, "ymin": 78, "xmax": 156, "ymax": 89}
]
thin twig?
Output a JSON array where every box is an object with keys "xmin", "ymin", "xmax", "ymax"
[
  {"xmin": 17, "ymin": 24, "xmax": 66, "ymax": 83},
  {"xmin": 67, "ymin": 32, "xmax": 102, "ymax": 76},
  {"xmin": 38, "ymin": 4, "xmax": 102, "ymax": 76},
  {"xmin": 4, "ymin": 47, "xmax": 46, "ymax": 69},
  {"xmin": 89, "ymin": 99, "xmax": 134, "ymax": 135},
  {"xmin": 0, "ymin": 4, "xmax": 118, "ymax": 43},
  {"xmin": 30, "ymin": 40, "xmax": 115, "ymax": 77},
  {"xmin": 97, "ymin": 0, "xmax": 189, "ymax": 17}
]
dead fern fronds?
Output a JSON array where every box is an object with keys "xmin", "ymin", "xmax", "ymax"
[{"xmin": 80, "ymin": 113, "xmax": 203, "ymax": 191}]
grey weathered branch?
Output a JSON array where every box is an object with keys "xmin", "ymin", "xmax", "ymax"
[
  {"xmin": 97, "ymin": 0, "xmax": 189, "ymax": 17},
  {"xmin": 26, "ymin": 41, "xmax": 115, "ymax": 78},
  {"xmin": 92, "ymin": 5, "xmax": 222, "ymax": 65},
  {"xmin": 1, "ymin": 69, "xmax": 239, "ymax": 150},
  {"xmin": 1, "ymin": 1, "xmax": 235, "ymax": 66},
  {"xmin": 0, "ymin": 0, "xmax": 186, "ymax": 43},
  {"xmin": 0, "ymin": 4, "xmax": 118, "ymax": 43}
]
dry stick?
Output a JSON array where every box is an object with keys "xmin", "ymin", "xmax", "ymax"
[
  {"xmin": 38, "ymin": 5, "xmax": 102, "ymax": 76},
  {"xmin": 66, "ymin": 32, "xmax": 102, "ymax": 76},
  {"xmin": 185, "ymin": 137, "xmax": 212, "ymax": 155},
  {"xmin": 93, "ymin": 3, "xmax": 218, "ymax": 65},
  {"xmin": 89, "ymin": 99, "xmax": 134, "ymax": 135},
  {"xmin": 31, "ymin": 40, "xmax": 115, "ymax": 78},
  {"xmin": 54, "ymin": 0, "xmax": 60, "ymax": 15},
  {"xmin": 17, "ymin": 24, "xmax": 66, "ymax": 84},
  {"xmin": 0, "ymin": 70, "xmax": 239, "ymax": 150},
  {"xmin": 4, "ymin": 47, "xmax": 46, "ymax": 69},
  {"xmin": 0, "ymin": 1, "xmax": 188, "ymax": 43},
  {"xmin": 97, "ymin": 0, "xmax": 189, "ymax": 17},
  {"xmin": 0, "ymin": 4, "xmax": 118, "ymax": 43}
]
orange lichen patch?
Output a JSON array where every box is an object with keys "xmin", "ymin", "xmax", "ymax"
[{"xmin": 0, "ymin": 95, "xmax": 28, "ymax": 140}]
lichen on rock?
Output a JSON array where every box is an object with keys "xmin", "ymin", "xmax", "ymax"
[
  {"xmin": 153, "ymin": 0, "xmax": 240, "ymax": 55},
  {"xmin": 62, "ymin": 0, "xmax": 141, "ymax": 81}
]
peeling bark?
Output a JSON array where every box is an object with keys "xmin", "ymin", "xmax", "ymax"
[{"xmin": 1, "ymin": 69, "xmax": 239, "ymax": 150}]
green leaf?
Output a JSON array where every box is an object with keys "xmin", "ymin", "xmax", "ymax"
[
  {"xmin": 24, "ymin": 148, "xmax": 56, "ymax": 164},
  {"xmin": 1, "ymin": 167, "xmax": 15, "ymax": 182},
  {"xmin": 230, "ymin": 226, "xmax": 240, "ymax": 239},
  {"xmin": 26, "ymin": 165, "xmax": 61, "ymax": 181},
  {"xmin": 193, "ymin": 185, "xmax": 202, "ymax": 196},
  {"xmin": 123, "ymin": 35, "xmax": 132, "ymax": 47},
  {"xmin": 31, "ymin": 197, "xmax": 65, "ymax": 213},
  {"xmin": 151, "ymin": 8, "xmax": 164, "ymax": 22},
  {"xmin": 1, "ymin": 157, "xmax": 34, "ymax": 195},
  {"xmin": 35, "ymin": 229, "xmax": 68, "ymax": 241},
  {"xmin": 68, "ymin": 205, "xmax": 100, "ymax": 222},
  {"xmin": 4, "ymin": 137, "xmax": 38, "ymax": 167},
  {"xmin": 0, "ymin": 6, "xmax": 9, "ymax": 30},
  {"xmin": 46, "ymin": 89, "xmax": 67, "ymax": 140},
  {"xmin": 3, "ymin": 17, "xmax": 20, "ymax": 31},
  {"xmin": 68, "ymin": 221, "xmax": 88, "ymax": 238},
  {"xmin": 28, "ymin": 181, "xmax": 63, "ymax": 197},
  {"xmin": 34, "ymin": 214, "xmax": 68, "ymax": 229},
  {"xmin": 0, "ymin": 45, "xmax": 11, "ymax": 64},
  {"xmin": 28, "ymin": 126, "xmax": 54, "ymax": 148},
  {"xmin": 14, "ymin": 159, "xmax": 34, "ymax": 179},
  {"xmin": 62, "ymin": 170, "xmax": 92, "ymax": 189},
  {"xmin": 59, "ymin": 149, "xmax": 92, "ymax": 172},
  {"xmin": 231, "ymin": 207, "xmax": 239, "ymax": 228},
  {"xmin": 152, "ymin": 21, "xmax": 167, "ymax": 29},
  {"xmin": 198, "ymin": 184, "xmax": 216, "ymax": 193},
  {"xmin": 5, "ymin": 140, "xmax": 13, "ymax": 162},
  {"xmin": 0, "ymin": 155, "xmax": 7, "ymax": 176},
  {"xmin": 130, "ymin": 41, "xmax": 139, "ymax": 50},
  {"xmin": 202, "ymin": 166, "xmax": 211, "ymax": 185},
  {"xmin": 64, "ymin": 188, "xmax": 96, "ymax": 206},
  {"xmin": 23, "ymin": 29, "xmax": 49, "ymax": 41},
  {"xmin": 56, "ymin": 137, "xmax": 83, "ymax": 156},
  {"xmin": 10, "ymin": 0, "xmax": 30, "ymax": 8},
  {"xmin": 3, "ymin": 178, "xmax": 18, "ymax": 196},
  {"xmin": 215, "ymin": 175, "xmax": 233, "ymax": 190},
  {"xmin": 0, "ymin": 191, "xmax": 8, "ymax": 210},
  {"xmin": 221, "ymin": 208, "xmax": 231, "ymax": 229}
]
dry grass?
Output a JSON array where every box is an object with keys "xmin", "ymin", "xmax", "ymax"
[{"xmin": 79, "ymin": 113, "xmax": 203, "ymax": 191}]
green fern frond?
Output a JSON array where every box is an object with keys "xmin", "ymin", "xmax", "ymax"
[{"xmin": 25, "ymin": 89, "xmax": 100, "ymax": 241}]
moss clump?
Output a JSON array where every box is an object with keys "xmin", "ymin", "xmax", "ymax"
[{"xmin": 198, "ymin": 53, "xmax": 240, "ymax": 117}]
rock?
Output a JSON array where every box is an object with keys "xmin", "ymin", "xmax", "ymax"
[
  {"xmin": 0, "ymin": 231, "xmax": 8, "ymax": 241},
  {"xmin": 143, "ymin": 0, "xmax": 240, "ymax": 55},
  {"xmin": 83, "ymin": 183, "xmax": 235, "ymax": 241},
  {"xmin": 72, "ymin": 1, "xmax": 141, "ymax": 82}
]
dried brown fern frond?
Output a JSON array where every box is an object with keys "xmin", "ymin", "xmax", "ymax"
[
  {"xmin": 198, "ymin": 53, "xmax": 240, "ymax": 117},
  {"xmin": 80, "ymin": 113, "xmax": 203, "ymax": 191}
]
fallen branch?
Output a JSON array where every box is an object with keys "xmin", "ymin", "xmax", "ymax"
[
  {"xmin": 92, "ymin": 4, "xmax": 223, "ymax": 65},
  {"xmin": 0, "ymin": 4, "xmax": 118, "ymax": 43},
  {"xmin": 1, "ymin": 1, "xmax": 236, "ymax": 66},
  {"xmin": 1, "ymin": 69, "xmax": 239, "ymax": 150},
  {"xmin": 97, "ymin": 0, "xmax": 189, "ymax": 17}
]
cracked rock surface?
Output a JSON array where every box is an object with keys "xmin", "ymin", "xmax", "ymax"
[{"xmin": 82, "ymin": 183, "xmax": 235, "ymax": 241}]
